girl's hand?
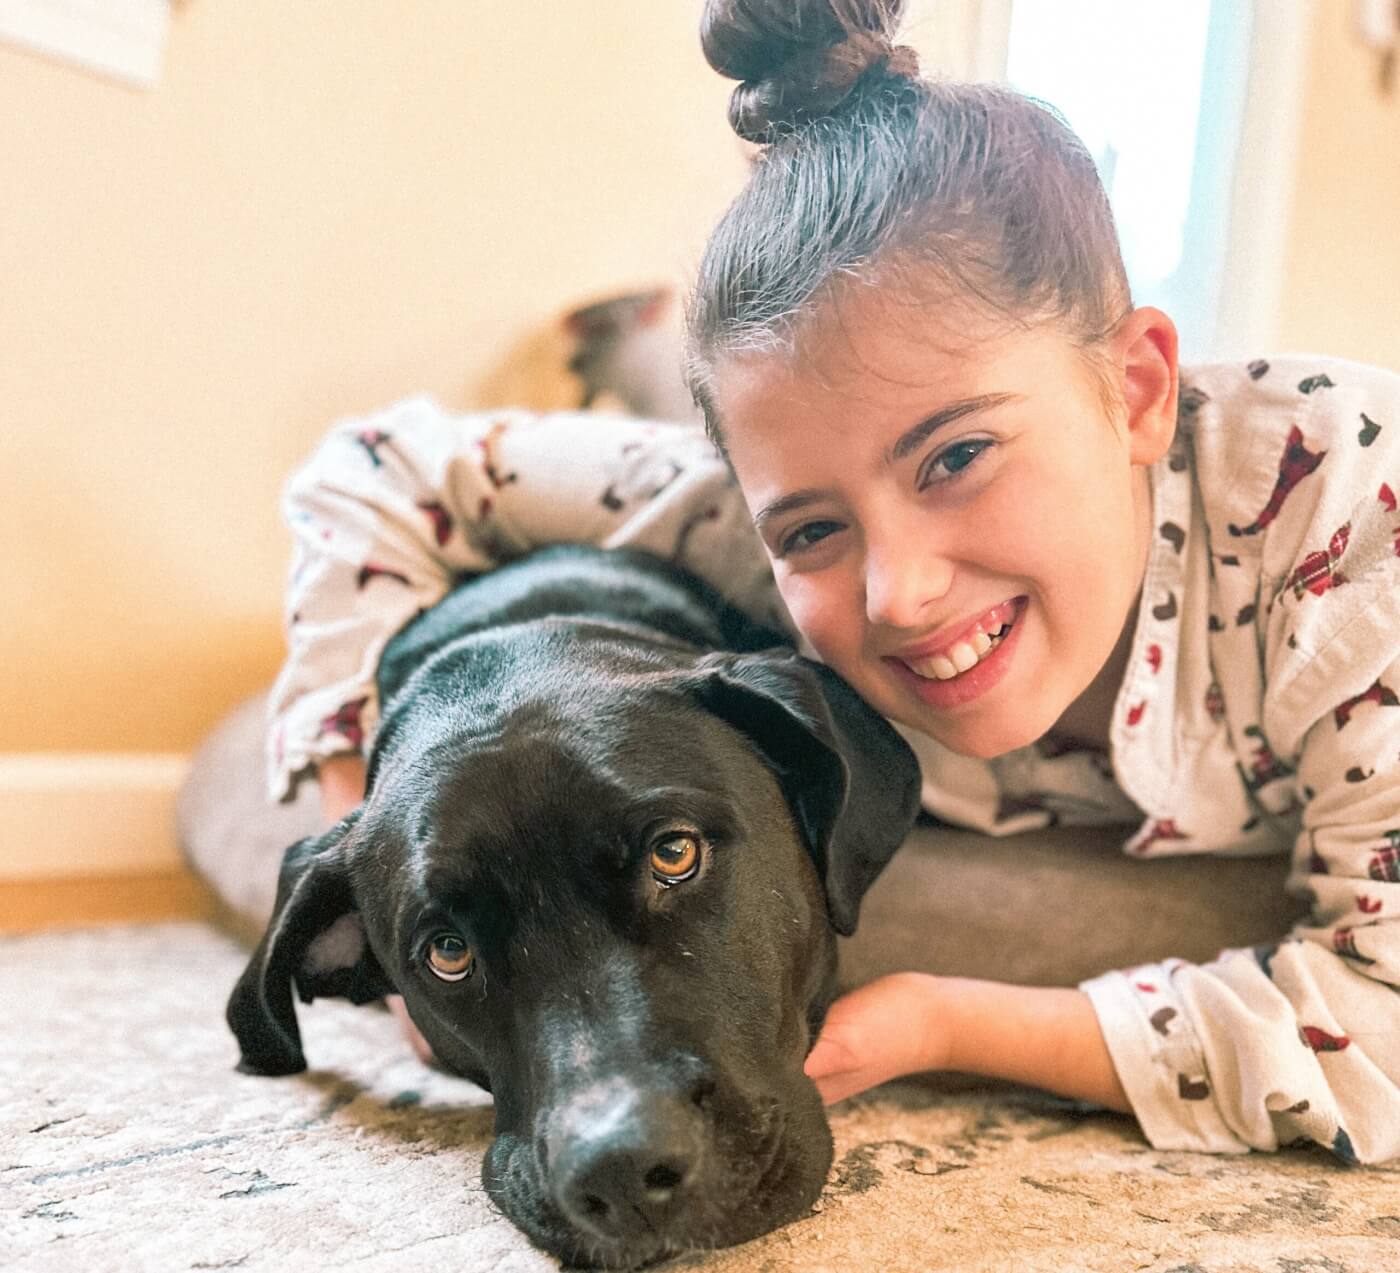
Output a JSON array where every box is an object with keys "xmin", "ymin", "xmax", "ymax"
[
  {"xmin": 805, "ymin": 973, "xmax": 1132, "ymax": 1111},
  {"xmin": 318, "ymin": 752, "xmax": 367, "ymax": 825},
  {"xmin": 388, "ymin": 993, "xmax": 435, "ymax": 1065},
  {"xmin": 804, "ymin": 973, "xmax": 949, "ymax": 1105}
]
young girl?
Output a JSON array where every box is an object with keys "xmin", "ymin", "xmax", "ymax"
[{"xmin": 269, "ymin": 0, "xmax": 1399, "ymax": 1163}]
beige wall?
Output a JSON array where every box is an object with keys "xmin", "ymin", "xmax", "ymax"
[
  {"xmin": 1276, "ymin": 0, "xmax": 1400, "ymax": 369},
  {"xmin": 3, "ymin": 0, "xmax": 1396, "ymax": 758},
  {"xmin": 0, "ymin": 1, "xmax": 747, "ymax": 752}
]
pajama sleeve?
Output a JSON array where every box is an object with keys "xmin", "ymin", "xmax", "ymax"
[
  {"xmin": 1083, "ymin": 359, "xmax": 1400, "ymax": 1163},
  {"xmin": 1084, "ymin": 674, "xmax": 1400, "ymax": 1163},
  {"xmin": 1085, "ymin": 526, "xmax": 1400, "ymax": 1161},
  {"xmin": 266, "ymin": 397, "xmax": 780, "ymax": 801}
]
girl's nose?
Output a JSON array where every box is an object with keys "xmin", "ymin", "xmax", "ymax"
[{"xmin": 863, "ymin": 536, "xmax": 954, "ymax": 630}]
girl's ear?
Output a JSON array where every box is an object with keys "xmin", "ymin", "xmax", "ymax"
[{"xmin": 1114, "ymin": 306, "xmax": 1179, "ymax": 467}]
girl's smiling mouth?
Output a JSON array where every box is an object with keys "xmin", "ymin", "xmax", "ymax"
[{"xmin": 884, "ymin": 597, "xmax": 1028, "ymax": 710}]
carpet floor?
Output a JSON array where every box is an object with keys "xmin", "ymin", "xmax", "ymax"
[{"xmin": 3, "ymin": 923, "xmax": 1398, "ymax": 1273}]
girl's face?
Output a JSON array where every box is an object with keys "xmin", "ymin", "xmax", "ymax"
[{"xmin": 714, "ymin": 290, "xmax": 1178, "ymax": 759}]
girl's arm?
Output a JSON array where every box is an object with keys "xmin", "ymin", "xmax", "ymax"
[
  {"xmin": 266, "ymin": 398, "xmax": 780, "ymax": 803},
  {"xmin": 806, "ymin": 972, "xmax": 1129, "ymax": 1110},
  {"xmin": 317, "ymin": 753, "xmax": 366, "ymax": 825},
  {"xmin": 810, "ymin": 622, "xmax": 1400, "ymax": 1164},
  {"xmin": 808, "ymin": 677, "xmax": 1400, "ymax": 1163},
  {"xmin": 1076, "ymin": 688, "xmax": 1400, "ymax": 1165}
]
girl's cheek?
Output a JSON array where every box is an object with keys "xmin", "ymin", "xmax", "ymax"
[
  {"xmin": 778, "ymin": 572, "xmax": 854, "ymax": 659},
  {"xmin": 774, "ymin": 573, "xmax": 817, "ymax": 637}
]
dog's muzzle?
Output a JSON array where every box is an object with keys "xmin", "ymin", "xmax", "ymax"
[{"xmin": 545, "ymin": 1075, "xmax": 709, "ymax": 1244}]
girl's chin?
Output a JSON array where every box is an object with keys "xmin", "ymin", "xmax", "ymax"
[
  {"xmin": 890, "ymin": 680, "xmax": 1063, "ymax": 759},
  {"xmin": 925, "ymin": 718, "xmax": 1044, "ymax": 760}
]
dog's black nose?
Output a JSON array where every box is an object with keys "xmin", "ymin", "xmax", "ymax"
[{"xmin": 548, "ymin": 1083, "xmax": 706, "ymax": 1241}]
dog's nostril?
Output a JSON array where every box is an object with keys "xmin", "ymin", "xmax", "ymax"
[
  {"xmin": 553, "ymin": 1092, "xmax": 702, "ymax": 1234},
  {"xmin": 644, "ymin": 1163, "xmax": 684, "ymax": 1196}
]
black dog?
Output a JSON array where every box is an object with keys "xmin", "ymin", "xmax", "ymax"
[{"xmin": 228, "ymin": 546, "xmax": 920, "ymax": 1267}]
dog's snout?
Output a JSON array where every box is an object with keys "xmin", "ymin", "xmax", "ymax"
[
  {"xmin": 566, "ymin": 1139, "xmax": 693, "ymax": 1230},
  {"xmin": 547, "ymin": 1080, "xmax": 706, "ymax": 1242}
]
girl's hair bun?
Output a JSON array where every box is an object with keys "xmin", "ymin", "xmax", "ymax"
[{"xmin": 701, "ymin": 0, "xmax": 918, "ymax": 143}]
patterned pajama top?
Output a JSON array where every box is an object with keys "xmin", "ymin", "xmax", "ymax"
[{"xmin": 268, "ymin": 354, "xmax": 1400, "ymax": 1164}]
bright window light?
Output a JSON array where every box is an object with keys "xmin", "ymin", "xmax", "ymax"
[{"xmin": 1006, "ymin": 1, "xmax": 1250, "ymax": 358}]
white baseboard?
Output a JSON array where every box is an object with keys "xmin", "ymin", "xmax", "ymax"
[{"xmin": 0, "ymin": 753, "xmax": 191, "ymax": 881}]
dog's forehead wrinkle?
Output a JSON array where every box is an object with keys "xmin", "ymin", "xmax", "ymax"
[
  {"xmin": 401, "ymin": 698, "xmax": 761, "ymax": 836},
  {"xmin": 399, "ymin": 628, "xmax": 687, "ymax": 737},
  {"xmin": 439, "ymin": 731, "xmax": 630, "ymax": 809}
]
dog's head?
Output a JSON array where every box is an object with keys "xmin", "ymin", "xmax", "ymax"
[{"xmin": 228, "ymin": 634, "xmax": 919, "ymax": 1267}]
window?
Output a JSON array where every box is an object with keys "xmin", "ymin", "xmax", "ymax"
[
  {"xmin": 1006, "ymin": 0, "xmax": 1252, "ymax": 359},
  {"xmin": 907, "ymin": 0, "xmax": 1312, "ymax": 362}
]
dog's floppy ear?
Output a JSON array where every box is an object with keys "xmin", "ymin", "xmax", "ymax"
[
  {"xmin": 688, "ymin": 651, "xmax": 921, "ymax": 936},
  {"xmin": 226, "ymin": 817, "xmax": 391, "ymax": 1076}
]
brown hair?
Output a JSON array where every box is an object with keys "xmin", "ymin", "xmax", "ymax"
[{"xmin": 687, "ymin": 0, "xmax": 1132, "ymax": 439}]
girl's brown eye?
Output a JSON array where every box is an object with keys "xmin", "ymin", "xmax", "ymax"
[
  {"xmin": 427, "ymin": 934, "xmax": 475, "ymax": 982},
  {"xmin": 650, "ymin": 833, "xmax": 702, "ymax": 885}
]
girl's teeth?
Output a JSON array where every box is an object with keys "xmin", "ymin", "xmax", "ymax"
[
  {"xmin": 906, "ymin": 625, "xmax": 1008, "ymax": 681},
  {"xmin": 949, "ymin": 642, "xmax": 979, "ymax": 673}
]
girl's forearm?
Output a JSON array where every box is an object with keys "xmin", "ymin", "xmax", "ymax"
[
  {"xmin": 318, "ymin": 753, "xmax": 367, "ymax": 825},
  {"xmin": 931, "ymin": 976, "xmax": 1131, "ymax": 1111}
]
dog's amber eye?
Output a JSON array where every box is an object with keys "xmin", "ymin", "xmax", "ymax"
[
  {"xmin": 650, "ymin": 833, "xmax": 701, "ymax": 884},
  {"xmin": 427, "ymin": 933, "xmax": 475, "ymax": 982}
]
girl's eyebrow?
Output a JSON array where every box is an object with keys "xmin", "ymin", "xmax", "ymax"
[
  {"xmin": 753, "ymin": 391, "xmax": 1023, "ymax": 532},
  {"xmin": 888, "ymin": 392, "xmax": 1022, "ymax": 461},
  {"xmin": 753, "ymin": 488, "xmax": 824, "ymax": 533}
]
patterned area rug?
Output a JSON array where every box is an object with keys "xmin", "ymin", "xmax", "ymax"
[{"xmin": 4, "ymin": 923, "xmax": 1397, "ymax": 1272}]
